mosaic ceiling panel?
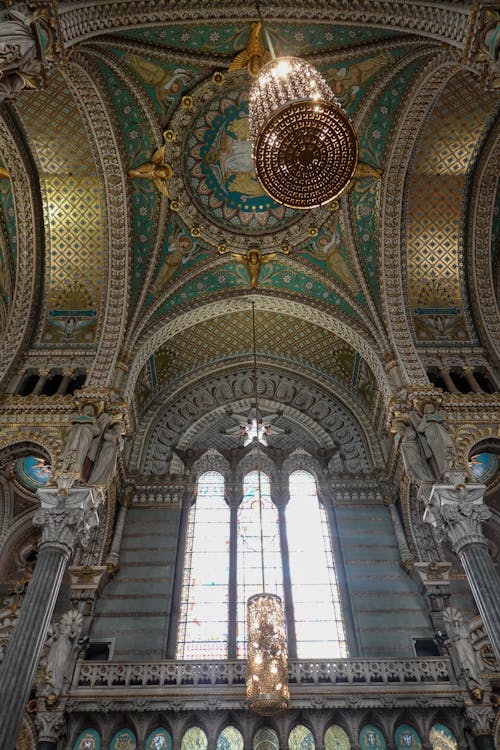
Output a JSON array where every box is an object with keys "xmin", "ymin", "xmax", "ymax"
[
  {"xmin": 15, "ymin": 71, "xmax": 106, "ymax": 346},
  {"xmin": 117, "ymin": 24, "xmax": 401, "ymax": 57},
  {"xmin": 134, "ymin": 310, "xmax": 377, "ymax": 416},
  {"xmin": 406, "ymin": 68, "xmax": 499, "ymax": 345},
  {"xmin": 0, "ymin": 174, "xmax": 15, "ymax": 310}
]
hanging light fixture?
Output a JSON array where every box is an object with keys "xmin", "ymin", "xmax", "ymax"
[
  {"xmin": 246, "ymin": 302, "xmax": 289, "ymax": 716},
  {"xmin": 248, "ymin": 14, "xmax": 358, "ymax": 209}
]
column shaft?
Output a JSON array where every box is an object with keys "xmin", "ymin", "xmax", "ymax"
[
  {"xmin": 38, "ymin": 743, "xmax": 58, "ymax": 750},
  {"xmin": 473, "ymin": 736, "xmax": 495, "ymax": 750},
  {"xmin": 228, "ymin": 503, "xmax": 238, "ymax": 659},
  {"xmin": 464, "ymin": 370, "xmax": 483, "ymax": 394},
  {"xmin": 32, "ymin": 373, "xmax": 48, "ymax": 396},
  {"xmin": 277, "ymin": 504, "xmax": 297, "ymax": 659},
  {"xmin": 166, "ymin": 499, "xmax": 192, "ymax": 658},
  {"xmin": 439, "ymin": 369, "xmax": 459, "ymax": 394},
  {"xmin": 107, "ymin": 502, "xmax": 128, "ymax": 563},
  {"xmin": 0, "ymin": 545, "xmax": 69, "ymax": 749},
  {"xmin": 458, "ymin": 542, "xmax": 500, "ymax": 664},
  {"xmin": 56, "ymin": 373, "xmax": 72, "ymax": 396}
]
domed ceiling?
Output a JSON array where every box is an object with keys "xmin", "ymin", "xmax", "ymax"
[{"xmin": 1, "ymin": 8, "xmax": 498, "ymax": 455}]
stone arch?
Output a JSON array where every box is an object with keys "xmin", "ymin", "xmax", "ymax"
[{"xmin": 124, "ymin": 295, "xmax": 391, "ymax": 403}]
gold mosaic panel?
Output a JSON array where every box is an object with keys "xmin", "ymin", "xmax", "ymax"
[
  {"xmin": 15, "ymin": 70, "xmax": 105, "ymax": 344},
  {"xmin": 152, "ymin": 310, "xmax": 357, "ymax": 391},
  {"xmin": 406, "ymin": 69, "xmax": 498, "ymax": 343}
]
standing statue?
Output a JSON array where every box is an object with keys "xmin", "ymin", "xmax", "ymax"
[
  {"xmin": 443, "ymin": 606, "xmax": 485, "ymax": 691},
  {"xmin": 60, "ymin": 403, "xmax": 103, "ymax": 480},
  {"xmin": 413, "ymin": 399, "xmax": 458, "ymax": 480},
  {"xmin": 41, "ymin": 609, "xmax": 83, "ymax": 697},
  {"xmin": 395, "ymin": 420, "xmax": 435, "ymax": 484},
  {"xmin": 0, "ymin": 3, "xmax": 41, "ymax": 100},
  {"xmin": 88, "ymin": 417, "xmax": 125, "ymax": 486}
]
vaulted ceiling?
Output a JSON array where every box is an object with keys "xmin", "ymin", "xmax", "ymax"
[{"xmin": 0, "ymin": 3, "xmax": 498, "ymax": 468}]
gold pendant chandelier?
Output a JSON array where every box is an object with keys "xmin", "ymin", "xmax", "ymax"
[
  {"xmin": 248, "ymin": 22, "xmax": 358, "ymax": 209},
  {"xmin": 246, "ymin": 302, "xmax": 289, "ymax": 715}
]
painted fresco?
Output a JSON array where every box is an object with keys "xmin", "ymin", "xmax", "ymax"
[
  {"xmin": 394, "ymin": 726, "xmax": 422, "ymax": 750},
  {"xmin": 325, "ymin": 725, "xmax": 351, "ymax": 750},
  {"xmin": 359, "ymin": 726, "xmax": 386, "ymax": 750},
  {"xmin": 429, "ymin": 725, "xmax": 458, "ymax": 750},
  {"xmin": 110, "ymin": 729, "xmax": 137, "ymax": 750},
  {"xmin": 73, "ymin": 729, "xmax": 100, "ymax": 750},
  {"xmin": 145, "ymin": 728, "xmax": 172, "ymax": 750}
]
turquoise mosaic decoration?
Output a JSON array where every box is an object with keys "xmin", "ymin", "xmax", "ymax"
[
  {"xmin": 14, "ymin": 455, "xmax": 51, "ymax": 492},
  {"xmin": 145, "ymin": 728, "xmax": 172, "ymax": 750},
  {"xmin": 429, "ymin": 724, "xmax": 458, "ymax": 750},
  {"xmin": 325, "ymin": 725, "xmax": 351, "ymax": 750},
  {"xmin": 360, "ymin": 726, "xmax": 386, "ymax": 750},
  {"xmin": 73, "ymin": 729, "xmax": 100, "ymax": 750},
  {"xmin": 110, "ymin": 729, "xmax": 137, "ymax": 750},
  {"xmin": 470, "ymin": 451, "xmax": 499, "ymax": 485},
  {"xmin": 394, "ymin": 726, "xmax": 422, "ymax": 750}
]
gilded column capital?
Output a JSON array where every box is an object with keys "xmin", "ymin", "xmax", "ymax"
[
  {"xmin": 464, "ymin": 705, "xmax": 496, "ymax": 737},
  {"xmin": 34, "ymin": 486, "xmax": 104, "ymax": 555},
  {"xmin": 34, "ymin": 707, "xmax": 66, "ymax": 744},
  {"xmin": 423, "ymin": 482, "xmax": 490, "ymax": 554}
]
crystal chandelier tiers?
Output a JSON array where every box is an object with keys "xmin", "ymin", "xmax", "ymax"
[
  {"xmin": 247, "ymin": 592, "xmax": 289, "ymax": 715},
  {"xmin": 249, "ymin": 56, "xmax": 358, "ymax": 209},
  {"xmin": 246, "ymin": 302, "xmax": 289, "ymax": 716}
]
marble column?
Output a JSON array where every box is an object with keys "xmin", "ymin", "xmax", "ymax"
[
  {"xmin": 56, "ymin": 371, "xmax": 72, "ymax": 396},
  {"xmin": 275, "ymin": 493, "xmax": 297, "ymax": 659},
  {"xmin": 106, "ymin": 492, "xmax": 130, "ymax": 565},
  {"xmin": 227, "ymin": 487, "xmax": 240, "ymax": 660},
  {"xmin": 166, "ymin": 492, "xmax": 193, "ymax": 658},
  {"xmin": 386, "ymin": 499, "xmax": 413, "ymax": 566},
  {"xmin": 424, "ymin": 480, "xmax": 500, "ymax": 664},
  {"xmin": 32, "ymin": 370, "xmax": 49, "ymax": 396},
  {"xmin": 464, "ymin": 706, "xmax": 496, "ymax": 750},
  {"xmin": 0, "ymin": 485, "xmax": 103, "ymax": 750},
  {"xmin": 439, "ymin": 368, "xmax": 460, "ymax": 394},
  {"xmin": 463, "ymin": 368, "xmax": 483, "ymax": 394}
]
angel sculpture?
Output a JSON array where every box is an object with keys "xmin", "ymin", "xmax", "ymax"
[
  {"xmin": 224, "ymin": 408, "xmax": 286, "ymax": 446},
  {"xmin": 228, "ymin": 21, "xmax": 271, "ymax": 76},
  {"xmin": 220, "ymin": 245, "xmax": 289, "ymax": 288},
  {"xmin": 127, "ymin": 146, "xmax": 173, "ymax": 196}
]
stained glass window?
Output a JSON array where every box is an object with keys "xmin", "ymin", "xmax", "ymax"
[
  {"xmin": 177, "ymin": 471, "xmax": 230, "ymax": 659},
  {"xmin": 289, "ymin": 725, "xmax": 315, "ymax": 750},
  {"xmin": 73, "ymin": 729, "xmax": 100, "ymax": 750},
  {"xmin": 325, "ymin": 725, "xmax": 351, "ymax": 750},
  {"xmin": 287, "ymin": 470, "xmax": 347, "ymax": 657},
  {"xmin": 110, "ymin": 729, "xmax": 136, "ymax": 750},
  {"xmin": 394, "ymin": 726, "xmax": 422, "ymax": 750},
  {"xmin": 429, "ymin": 725, "xmax": 458, "ymax": 750},
  {"xmin": 182, "ymin": 727, "xmax": 208, "ymax": 750},
  {"xmin": 237, "ymin": 470, "xmax": 284, "ymax": 657},
  {"xmin": 359, "ymin": 725, "xmax": 386, "ymax": 750},
  {"xmin": 254, "ymin": 727, "xmax": 280, "ymax": 750},
  {"xmin": 217, "ymin": 726, "xmax": 244, "ymax": 750},
  {"xmin": 145, "ymin": 729, "xmax": 172, "ymax": 750}
]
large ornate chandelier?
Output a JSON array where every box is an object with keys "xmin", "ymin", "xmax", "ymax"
[
  {"xmin": 246, "ymin": 302, "xmax": 289, "ymax": 715},
  {"xmin": 248, "ymin": 29, "xmax": 358, "ymax": 209}
]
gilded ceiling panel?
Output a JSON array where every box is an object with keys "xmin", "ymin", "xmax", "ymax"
[
  {"xmin": 134, "ymin": 310, "xmax": 376, "ymax": 416},
  {"xmin": 0, "ymin": 174, "xmax": 15, "ymax": 313},
  {"xmin": 406, "ymin": 69, "xmax": 499, "ymax": 345},
  {"xmin": 15, "ymin": 71, "xmax": 106, "ymax": 345}
]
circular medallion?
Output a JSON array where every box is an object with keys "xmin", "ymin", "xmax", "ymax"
[
  {"xmin": 15, "ymin": 455, "xmax": 51, "ymax": 492},
  {"xmin": 254, "ymin": 100, "xmax": 358, "ymax": 208},
  {"xmin": 165, "ymin": 71, "xmax": 330, "ymax": 250}
]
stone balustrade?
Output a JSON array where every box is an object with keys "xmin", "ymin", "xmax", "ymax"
[{"xmin": 72, "ymin": 657, "xmax": 454, "ymax": 692}]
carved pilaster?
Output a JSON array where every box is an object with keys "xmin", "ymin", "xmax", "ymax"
[
  {"xmin": 464, "ymin": 705, "xmax": 496, "ymax": 736},
  {"xmin": 412, "ymin": 561, "xmax": 452, "ymax": 631}
]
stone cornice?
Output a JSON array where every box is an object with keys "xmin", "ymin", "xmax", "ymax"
[{"xmin": 57, "ymin": 2, "xmax": 471, "ymax": 50}]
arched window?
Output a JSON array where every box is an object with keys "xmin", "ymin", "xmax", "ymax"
[
  {"xmin": 325, "ymin": 725, "xmax": 350, "ymax": 750},
  {"xmin": 182, "ymin": 728, "xmax": 208, "ymax": 750},
  {"xmin": 287, "ymin": 470, "xmax": 347, "ymax": 657},
  {"xmin": 177, "ymin": 471, "xmax": 230, "ymax": 659},
  {"xmin": 254, "ymin": 728, "xmax": 279, "ymax": 750},
  {"xmin": 236, "ymin": 470, "xmax": 283, "ymax": 657},
  {"xmin": 429, "ymin": 725, "xmax": 458, "ymax": 750},
  {"xmin": 217, "ymin": 727, "xmax": 244, "ymax": 750},
  {"xmin": 289, "ymin": 725, "xmax": 315, "ymax": 750}
]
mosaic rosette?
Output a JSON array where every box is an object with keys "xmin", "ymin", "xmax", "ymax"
[{"xmin": 165, "ymin": 71, "xmax": 330, "ymax": 251}]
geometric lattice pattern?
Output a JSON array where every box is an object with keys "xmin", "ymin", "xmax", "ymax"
[
  {"xmin": 15, "ymin": 70, "xmax": 105, "ymax": 344},
  {"xmin": 151, "ymin": 310, "xmax": 358, "ymax": 392},
  {"xmin": 406, "ymin": 69, "xmax": 498, "ymax": 343}
]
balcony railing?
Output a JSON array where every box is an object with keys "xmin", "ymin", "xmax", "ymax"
[{"xmin": 72, "ymin": 657, "xmax": 455, "ymax": 691}]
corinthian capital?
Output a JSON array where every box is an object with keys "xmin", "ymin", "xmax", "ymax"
[
  {"xmin": 464, "ymin": 706, "xmax": 495, "ymax": 737},
  {"xmin": 34, "ymin": 487, "xmax": 104, "ymax": 555},
  {"xmin": 423, "ymin": 482, "xmax": 490, "ymax": 554}
]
